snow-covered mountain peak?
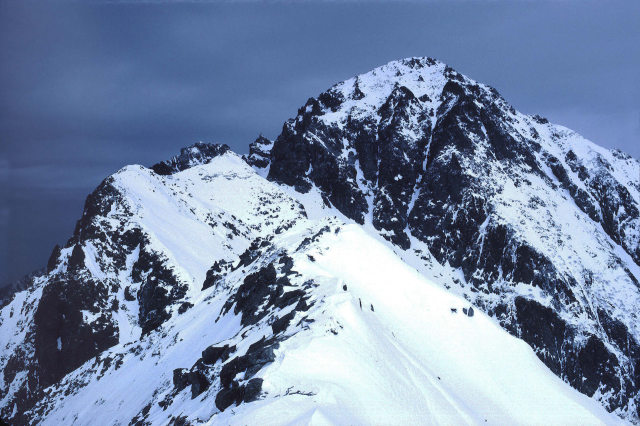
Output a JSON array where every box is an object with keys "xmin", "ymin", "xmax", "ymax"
[
  {"xmin": 327, "ymin": 57, "xmax": 447, "ymax": 111},
  {"xmin": 296, "ymin": 57, "xmax": 502, "ymax": 134},
  {"xmin": 260, "ymin": 59, "xmax": 640, "ymax": 422},
  {"xmin": 1, "ymin": 58, "xmax": 639, "ymax": 425}
]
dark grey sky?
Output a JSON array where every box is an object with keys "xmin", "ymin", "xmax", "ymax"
[{"xmin": 1, "ymin": 1, "xmax": 639, "ymax": 285}]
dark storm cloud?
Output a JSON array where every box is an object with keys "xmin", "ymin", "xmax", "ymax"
[{"xmin": 1, "ymin": 0, "xmax": 639, "ymax": 284}]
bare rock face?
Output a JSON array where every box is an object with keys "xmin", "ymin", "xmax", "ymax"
[
  {"xmin": 34, "ymin": 273, "xmax": 119, "ymax": 388},
  {"xmin": 245, "ymin": 135, "xmax": 273, "ymax": 170}
]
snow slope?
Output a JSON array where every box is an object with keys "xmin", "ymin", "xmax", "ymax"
[
  {"xmin": 217, "ymin": 224, "xmax": 617, "ymax": 426},
  {"xmin": 26, "ymin": 218, "xmax": 620, "ymax": 425}
]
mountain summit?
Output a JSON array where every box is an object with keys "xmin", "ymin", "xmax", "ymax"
[
  {"xmin": 1, "ymin": 58, "xmax": 639, "ymax": 425},
  {"xmin": 262, "ymin": 57, "xmax": 640, "ymax": 420}
]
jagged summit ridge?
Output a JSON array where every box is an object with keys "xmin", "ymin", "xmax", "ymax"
[
  {"xmin": 321, "ymin": 57, "xmax": 449, "ymax": 119},
  {"xmin": 151, "ymin": 142, "xmax": 230, "ymax": 175},
  {"xmin": 268, "ymin": 56, "xmax": 532, "ymax": 244}
]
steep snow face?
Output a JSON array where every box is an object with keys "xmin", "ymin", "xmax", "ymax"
[
  {"xmin": 264, "ymin": 57, "xmax": 640, "ymax": 422},
  {"xmin": 0, "ymin": 148, "xmax": 306, "ymax": 423},
  {"xmin": 217, "ymin": 224, "xmax": 616, "ymax": 426},
  {"xmin": 9, "ymin": 216, "xmax": 620, "ymax": 426}
]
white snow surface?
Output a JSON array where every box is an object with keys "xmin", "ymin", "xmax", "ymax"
[{"xmin": 216, "ymin": 225, "xmax": 617, "ymax": 426}]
